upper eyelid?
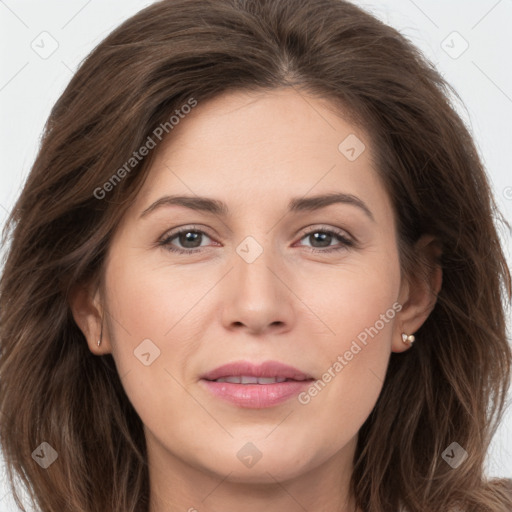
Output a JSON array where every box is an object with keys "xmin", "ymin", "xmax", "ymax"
[{"xmin": 160, "ymin": 224, "xmax": 215, "ymax": 241}]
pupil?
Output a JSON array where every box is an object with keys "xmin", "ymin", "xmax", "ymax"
[
  {"xmin": 312, "ymin": 232, "xmax": 331, "ymax": 247},
  {"xmin": 180, "ymin": 231, "xmax": 201, "ymax": 248}
]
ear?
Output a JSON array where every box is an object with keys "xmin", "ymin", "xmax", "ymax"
[
  {"xmin": 68, "ymin": 279, "xmax": 111, "ymax": 355},
  {"xmin": 392, "ymin": 234, "xmax": 442, "ymax": 353}
]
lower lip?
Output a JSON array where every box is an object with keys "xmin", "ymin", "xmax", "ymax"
[{"xmin": 200, "ymin": 379, "xmax": 314, "ymax": 408}]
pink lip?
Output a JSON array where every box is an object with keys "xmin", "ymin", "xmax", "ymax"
[
  {"xmin": 200, "ymin": 360, "xmax": 314, "ymax": 409},
  {"xmin": 201, "ymin": 360, "xmax": 313, "ymax": 381}
]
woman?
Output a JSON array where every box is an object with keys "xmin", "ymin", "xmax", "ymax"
[{"xmin": 0, "ymin": 0, "xmax": 511, "ymax": 511}]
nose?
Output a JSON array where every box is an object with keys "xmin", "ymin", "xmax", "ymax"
[{"xmin": 220, "ymin": 242, "xmax": 295, "ymax": 336}]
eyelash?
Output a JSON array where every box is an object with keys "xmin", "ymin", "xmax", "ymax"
[{"xmin": 158, "ymin": 225, "xmax": 355, "ymax": 255}]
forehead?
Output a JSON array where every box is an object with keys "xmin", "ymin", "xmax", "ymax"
[{"xmin": 127, "ymin": 87, "xmax": 393, "ymax": 224}]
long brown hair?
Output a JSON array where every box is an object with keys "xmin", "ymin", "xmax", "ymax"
[{"xmin": 1, "ymin": 0, "xmax": 511, "ymax": 511}]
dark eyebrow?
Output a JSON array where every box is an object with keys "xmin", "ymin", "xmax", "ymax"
[
  {"xmin": 139, "ymin": 192, "xmax": 374, "ymax": 221},
  {"xmin": 289, "ymin": 193, "xmax": 374, "ymax": 221}
]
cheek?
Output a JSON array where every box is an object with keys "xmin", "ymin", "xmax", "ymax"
[
  {"xmin": 104, "ymin": 252, "xmax": 204, "ymax": 342},
  {"xmin": 295, "ymin": 252, "xmax": 400, "ymax": 423},
  {"xmin": 101, "ymin": 256, "xmax": 195, "ymax": 389},
  {"xmin": 295, "ymin": 308, "xmax": 395, "ymax": 462},
  {"xmin": 312, "ymin": 291, "xmax": 397, "ymax": 391},
  {"xmin": 307, "ymin": 251, "xmax": 401, "ymax": 353},
  {"xmin": 101, "ymin": 247, "xmax": 220, "ymax": 376}
]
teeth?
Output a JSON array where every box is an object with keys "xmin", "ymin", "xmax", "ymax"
[
  {"xmin": 257, "ymin": 377, "xmax": 285, "ymax": 384},
  {"xmin": 214, "ymin": 376, "xmax": 288, "ymax": 384}
]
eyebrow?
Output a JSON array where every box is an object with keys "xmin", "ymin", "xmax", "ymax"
[{"xmin": 139, "ymin": 192, "xmax": 374, "ymax": 221}]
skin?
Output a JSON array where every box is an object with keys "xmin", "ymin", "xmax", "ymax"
[{"xmin": 71, "ymin": 87, "xmax": 441, "ymax": 512}]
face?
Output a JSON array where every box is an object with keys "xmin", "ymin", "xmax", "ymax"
[{"xmin": 84, "ymin": 88, "xmax": 417, "ymax": 488}]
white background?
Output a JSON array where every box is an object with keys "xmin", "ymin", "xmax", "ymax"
[{"xmin": 1, "ymin": 0, "xmax": 511, "ymax": 509}]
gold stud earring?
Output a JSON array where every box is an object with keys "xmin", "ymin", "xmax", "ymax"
[{"xmin": 401, "ymin": 333, "xmax": 415, "ymax": 345}]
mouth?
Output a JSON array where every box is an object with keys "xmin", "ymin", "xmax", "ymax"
[
  {"xmin": 200, "ymin": 360, "xmax": 315, "ymax": 408},
  {"xmin": 205, "ymin": 376, "xmax": 312, "ymax": 384},
  {"xmin": 201, "ymin": 359, "xmax": 314, "ymax": 381}
]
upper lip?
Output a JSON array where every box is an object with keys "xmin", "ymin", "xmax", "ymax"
[{"xmin": 201, "ymin": 360, "xmax": 314, "ymax": 381}]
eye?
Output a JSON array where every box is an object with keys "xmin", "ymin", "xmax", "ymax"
[
  {"xmin": 158, "ymin": 225, "xmax": 355, "ymax": 255},
  {"xmin": 158, "ymin": 226, "xmax": 215, "ymax": 254},
  {"xmin": 296, "ymin": 226, "xmax": 355, "ymax": 253}
]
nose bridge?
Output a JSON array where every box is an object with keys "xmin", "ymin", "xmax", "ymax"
[
  {"xmin": 233, "ymin": 232, "xmax": 280, "ymax": 298},
  {"xmin": 221, "ymin": 230, "xmax": 294, "ymax": 333}
]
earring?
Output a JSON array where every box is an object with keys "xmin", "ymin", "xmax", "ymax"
[
  {"xmin": 401, "ymin": 333, "xmax": 415, "ymax": 345},
  {"xmin": 97, "ymin": 320, "xmax": 103, "ymax": 347}
]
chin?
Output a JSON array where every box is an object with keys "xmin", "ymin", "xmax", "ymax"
[{"xmin": 192, "ymin": 440, "xmax": 322, "ymax": 484}]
